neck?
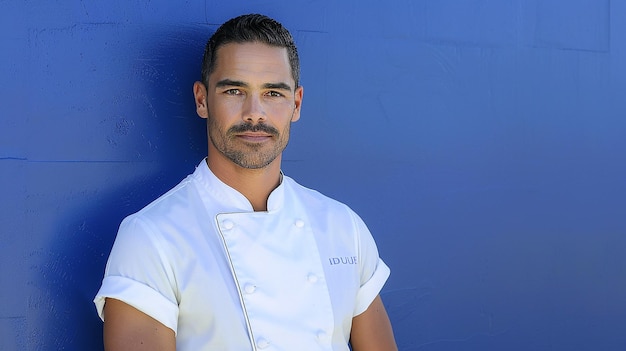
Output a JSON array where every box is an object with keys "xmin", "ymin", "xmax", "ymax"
[{"xmin": 206, "ymin": 153, "xmax": 282, "ymax": 212}]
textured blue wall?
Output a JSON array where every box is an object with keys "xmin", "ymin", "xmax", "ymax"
[{"xmin": 1, "ymin": 1, "xmax": 625, "ymax": 350}]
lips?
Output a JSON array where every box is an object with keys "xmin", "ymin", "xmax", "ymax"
[
  {"xmin": 237, "ymin": 132, "xmax": 272, "ymax": 142},
  {"xmin": 229, "ymin": 123, "xmax": 278, "ymax": 142}
]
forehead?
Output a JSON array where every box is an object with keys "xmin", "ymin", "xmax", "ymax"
[{"xmin": 211, "ymin": 42, "xmax": 293, "ymax": 86}]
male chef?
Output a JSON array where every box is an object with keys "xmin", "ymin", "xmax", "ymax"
[{"xmin": 94, "ymin": 13, "xmax": 397, "ymax": 351}]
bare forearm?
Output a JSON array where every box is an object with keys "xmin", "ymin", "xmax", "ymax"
[
  {"xmin": 103, "ymin": 298, "xmax": 176, "ymax": 351},
  {"xmin": 350, "ymin": 295, "xmax": 398, "ymax": 351}
]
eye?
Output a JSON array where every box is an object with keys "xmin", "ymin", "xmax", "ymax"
[
  {"xmin": 224, "ymin": 89, "xmax": 242, "ymax": 95},
  {"xmin": 266, "ymin": 91, "xmax": 284, "ymax": 97}
]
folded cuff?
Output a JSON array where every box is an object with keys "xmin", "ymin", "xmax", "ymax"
[
  {"xmin": 353, "ymin": 258, "xmax": 390, "ymax": 316},
  {"xmin": 94, "ymin": 275, "xmax": 179, "ymax": 334}
]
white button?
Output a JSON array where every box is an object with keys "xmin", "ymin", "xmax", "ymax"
[
  {"xmin": 307, "ymin": 273, "xmax": 318, "ymax": 283},
  {"xmin": 222, "ymin": 220, "xmax": 234, "ymax": 230},
  {"xmin": 317, "ymin": 330, "xmax": 328, "ymax": 341},
  {"xmin": 244, "ymin": 284, "xmax": 256, "ymax": 294},
  {"xmin": 295, "ymin": 219, "xmax": 305, "ymax": 228},
  {"xmin": 257, "ymin": 338, "xmax": 270, "ymax": 349}
]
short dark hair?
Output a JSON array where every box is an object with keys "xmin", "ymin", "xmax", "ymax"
[{"xmin": 201, "ymin": 14, "xmax": 300, "ymax": 87}]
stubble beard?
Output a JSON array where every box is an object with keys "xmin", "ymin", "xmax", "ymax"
[{"xmin": 207, "ymin": 116, "xmax": 291, "ymax": 170}]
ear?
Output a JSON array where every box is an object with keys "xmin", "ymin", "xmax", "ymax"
[
  {"xmin": 193, "ymin": 81, "xmax": 209, "ymax": 119},
  {"xmin": 291, "ymin": 85, "xmax": 304, "ymax": 122}
]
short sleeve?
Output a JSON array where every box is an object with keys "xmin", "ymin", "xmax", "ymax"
[
  {"xmin": 93, "ymin": 216, "xmax": 179, "ymax": 333},
  {"xmin": 352, "ymin": 213, "xmax": 391, "ymax": 316}
]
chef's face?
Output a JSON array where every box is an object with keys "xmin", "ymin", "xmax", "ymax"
[{"xmin": 194, "ymin": 42, "xmax": 303, "ymax": 169}]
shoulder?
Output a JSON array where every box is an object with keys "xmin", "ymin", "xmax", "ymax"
[
  {"xmin": 115, "ymin": 173, "xmax": 205, "ymax": 247},
  {"xmin": 140, "ymin": 175, "xmax": 195, "ymax": 211},
  {"xmin": 283, "ymin": 175, "xmax": 354, "ymax": 213},
  {"xmin": 281, "ymin": 175, "xmax": 368, "ymax": 234},
  {"xmin": 112, "ymin": 173, "xmax": 209, "ymax": 270},
  {"xmin": 129, "ymin": 174, "xmax": 200, "ymax": 224}
]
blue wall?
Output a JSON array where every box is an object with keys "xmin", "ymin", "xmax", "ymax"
[{"xmin": 2, "ymin": 1, "xmax": 625, "ymax": 350}]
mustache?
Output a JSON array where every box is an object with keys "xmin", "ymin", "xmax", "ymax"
[{"xmin": 228, "ymin": 123, "xmax": 279, "ymax": 136}]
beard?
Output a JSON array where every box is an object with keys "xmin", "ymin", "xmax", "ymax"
[{"xmin": 207, "ymin": 115, "xmax": 292, "ymax": 169}]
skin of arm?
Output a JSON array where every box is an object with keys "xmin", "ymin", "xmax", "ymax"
[
  {"xmin": 349, "ymin": 295, "xmax": 398, "ymax": 351},
  {"xmin": 103, "ymin": 298, "xmax": 176, "ymax": 351}
]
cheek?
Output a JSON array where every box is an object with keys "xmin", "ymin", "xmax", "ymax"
[
  {"xmin": 209, "ymin": 92, "xmax": 239, "ymax": 110},
  {"xmin": 208, "ymin": 100, "xmax": 241, "ymax": 125},
  {"xmin": 211, "ymin": 101, "xmax": 231, "ymax": 115},
  {"xmin": 268, "ymin": 101, "xmax": 297, "ymax": 120},
  {"xmin": 207, "ymin": 106, "xmax": 227, "ymax": 133},
  {"xmin": 279, "ymin": 117, "xmax": 293, "ymax": 137}
]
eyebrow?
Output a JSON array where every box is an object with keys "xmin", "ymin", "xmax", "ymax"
[
  {"xmin": 215, "ymin": 79, "xmax": 292, "ymax": 92},
  {"xmin": 263, "ymin": 82, "xmax": 292, "ymax": 92}
]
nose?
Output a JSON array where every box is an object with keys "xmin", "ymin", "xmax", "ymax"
[{"xmin": 242, "ymin": 94, "xmax": 266, "ymax": 124}]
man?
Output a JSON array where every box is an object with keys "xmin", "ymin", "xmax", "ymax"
[{"xmin": 94, "ymin": 14, "xmax": 397, "ymax": 351}]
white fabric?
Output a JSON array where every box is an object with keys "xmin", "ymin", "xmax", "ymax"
[{"xmin": 94, "ymin": 159, "xmax": 390, "ymax": 351}]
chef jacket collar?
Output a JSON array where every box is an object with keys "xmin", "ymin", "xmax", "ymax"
[{"xmin": 194, "ymin": 158, "xmax": 285, "ymax": 213}]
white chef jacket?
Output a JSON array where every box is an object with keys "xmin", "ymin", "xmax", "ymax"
[{"xmin": 94, "ymin": 159, "xmax": 390, "ymax": 351}]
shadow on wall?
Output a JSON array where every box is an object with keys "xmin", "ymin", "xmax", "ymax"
[{"xmin": 31, "ymin": 25, "xmax": 212, "ymax": 350}]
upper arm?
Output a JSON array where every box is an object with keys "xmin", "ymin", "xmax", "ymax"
[
  {"xmin": 103, "ymin": 298, "xmax": 176, "ymax": 351},
  {"xmin": 350, "ymin": 295, "xmax": 398, "ymax": 351}
]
